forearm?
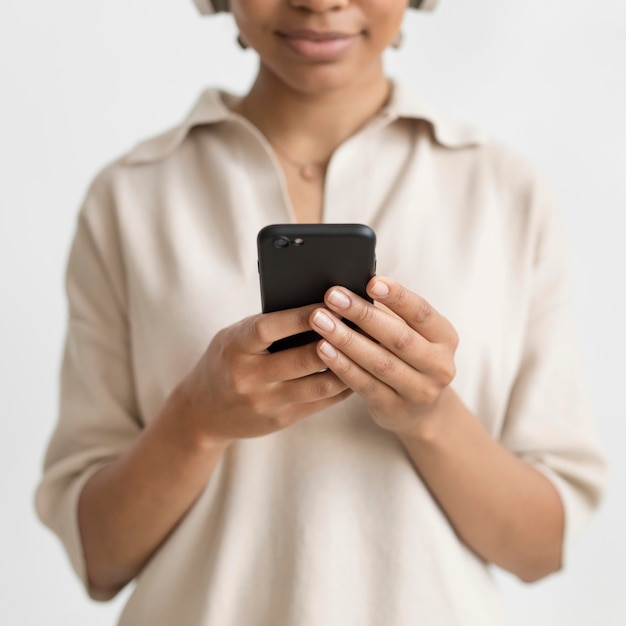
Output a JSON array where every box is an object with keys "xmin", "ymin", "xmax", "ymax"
[
  {"xmin": 77, "ymin": 307, "xmax": 353, "ymax": 600},
  {"xmin": 398, "ymin": 387, "xmax": 564, "ymax": 583},
  {"xmin": 78, "ymin": 383, "xmax": 232, "ymax": 600}
]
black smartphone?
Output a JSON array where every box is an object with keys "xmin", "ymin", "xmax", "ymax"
[{"xmin": 257, "ymin": 223, "xmax": 377, "ymax": 352}]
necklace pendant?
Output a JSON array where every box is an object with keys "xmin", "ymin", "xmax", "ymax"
[{"xmin": 300, "ymin": 164, "xmax": 320, "ymax": 181}]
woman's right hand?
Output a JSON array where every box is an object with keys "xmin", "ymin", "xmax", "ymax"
[
  {"xmin": 178, "ymin": 304, "xmax": 353, "ymax": 444},
  {"xmin": 78, "ymin": 306, "xmax": 344, "ymax": 598}
]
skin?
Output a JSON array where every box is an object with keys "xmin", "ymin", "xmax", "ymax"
[
  {"xmin": 78, "ymin": 0, "xmax": 563, "ymax": 599},
  {"xmin": 230, "ymin": 0, "xmax": 405, "ymax": 221},
  {"xmin": 310, "ymin": 279, "xmax": 563, "ymax": 582}
]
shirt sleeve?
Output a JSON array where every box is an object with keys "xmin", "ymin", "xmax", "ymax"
[
  {"xmin": 34, "ymin": 167, "xmax": 142, "ymax": 596},
  {"xmin": 499, "ymin": 170, "xmax": 607, "ymax": 565}
]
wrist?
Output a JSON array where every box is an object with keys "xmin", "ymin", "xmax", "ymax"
[
  {"xmin": 160, "ymin": 379, "xmax": 234, "ymax": 453},
  {"xmin": 398, "ymin": 387, "xmax": 459, "ymax": 446}
]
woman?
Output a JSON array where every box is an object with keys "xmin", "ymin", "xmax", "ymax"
[{"xmin": 36, "ymin": 1, "xmax": 606, "ymax": 624}]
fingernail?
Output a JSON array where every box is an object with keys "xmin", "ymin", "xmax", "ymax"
[
  {"xmin": 312, "ymin": 310, "xmax": 336, "ymax": 332},
  {"xmin": 328, "ymin": 289, "xmax": 351, "ymax": 309},
  {"xmin": 319, "ymin": 340, "xmax": 338, "ymax": 359},
  {"xmin": 370, "ymin": 281, "xmax": 389, "ymax": 297}
]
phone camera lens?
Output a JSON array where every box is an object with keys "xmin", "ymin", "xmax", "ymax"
[{"xmin": 273, "ymin": 237, "xmax": 290, "ymax": 249}]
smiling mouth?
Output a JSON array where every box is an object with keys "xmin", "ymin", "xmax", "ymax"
[
  {"xmin": 278, "ymin": 29, "xmax": 359, "ymax": 41},
  {"xmin": 276, "ymin": 30, "xmax": 362, "ymax": 60}
]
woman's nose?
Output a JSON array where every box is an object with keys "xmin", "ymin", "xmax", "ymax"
[{"xmin": 289, "ymin": 0, "xmax": 350, "ymax": 14}]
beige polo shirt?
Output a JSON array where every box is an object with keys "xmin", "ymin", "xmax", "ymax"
[{"xmin": 36, "ymin": 81, "xmax": 605, "ymax": 626}]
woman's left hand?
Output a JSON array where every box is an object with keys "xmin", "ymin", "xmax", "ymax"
[{"xmin": 309, "ymin": 276, "xmax": 459, "ymax": 436}]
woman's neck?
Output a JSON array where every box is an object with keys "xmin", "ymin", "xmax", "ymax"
[{"xmin": 233, "ymin": 64, "xmax": 392, "ymax": 164}]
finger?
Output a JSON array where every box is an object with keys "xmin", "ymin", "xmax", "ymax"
[
  {"xmin": 311, "ymin": 309, "xmax": 436, "ymax": 402},
  {"xmin": 365, "ymin": 277, "xmax": 458, "ymax": 346},
  {"xmin": 314, "ymin": 339, "xmax": 400, "ymax": 410},
  {"xmin": 278, "ymin": 388, "xmax": 354, "ymax": 423},
  {"xmin": 322, "ymin": 288, "xmax": 439, "ymax": 374},
  {"xmin": 323, "ymin": 289, "xmax": 457, "ymax": 383},
  {"xmin": 263, "ymin": 342, "xmax": 328, "ymax": 382},
  {"xmin": 235, "ymin": 304, "xmax": 321, "ymax": 353},
  {"xmin": 272, "ymin": 370, "xmax": 350, "ymax": 406}
]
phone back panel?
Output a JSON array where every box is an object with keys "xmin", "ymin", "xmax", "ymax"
[{"xmin": 257, "ymin": 224, "xmax": 376, "ymax": 351}]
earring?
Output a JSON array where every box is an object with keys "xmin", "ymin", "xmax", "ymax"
[
  {"xmin": 237, "ymin": 35, "xmax": 249, "ymax": 50},
  {"xmin": 391, "ymin": 31, "xmax": 404, "ymax": 50}
]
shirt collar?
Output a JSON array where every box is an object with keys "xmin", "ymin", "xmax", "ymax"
[
  {"xmin": 124, "ymin": 80, "xmax": 484, "ymax": 165},
  {"xmin": 124, "ymin": 89, "xmax": 234, "ymax": 165},
  {"xmin": 384, "ymin": 80, "xmax": 486, "ymax": 148}
]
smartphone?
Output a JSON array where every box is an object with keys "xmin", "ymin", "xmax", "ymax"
[{"xmin": 257, "ymin": 223, "xmax": 377, "ymax": 352}]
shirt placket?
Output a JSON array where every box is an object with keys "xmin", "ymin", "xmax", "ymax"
[{"xmin": 323, "ymin": 112, "xmax": 396, "ymax": 225}]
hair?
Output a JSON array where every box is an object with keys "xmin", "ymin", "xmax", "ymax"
[{"xmin": 194, "ymin": 1, "xmax": 439, "ymax": 15}]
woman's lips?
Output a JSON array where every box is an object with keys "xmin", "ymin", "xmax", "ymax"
[{"xmin": 277, "ymin": 30, "xmax": 361, "ymax": 61}]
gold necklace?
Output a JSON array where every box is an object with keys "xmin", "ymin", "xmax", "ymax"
[
  {"xmin": 267, "ymin": 138, "xmax": 327, "ymax": 181},
  {"xmin": 235, "ymin": 100, "xmax": 328, "ymax": 181}
]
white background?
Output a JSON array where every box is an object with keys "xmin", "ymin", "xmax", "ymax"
[{"xmin": 1, "ymin": 0, "xmax": 624, "ymax": 623}]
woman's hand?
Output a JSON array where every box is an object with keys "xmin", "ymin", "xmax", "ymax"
[
  {"xmin": 178, "ymin": 304, "xmax": 353, "ymax": 445},
  {"xmin": 309, "ymin": 277, "xmax": 459, "ymax": 436},
  {"xmin": 308, "ymin": 277, "xmax": 566, "ymax": 582},
  {"xmin": 78, "ymin": 303, "xmax": 352, "ymax": 598}
]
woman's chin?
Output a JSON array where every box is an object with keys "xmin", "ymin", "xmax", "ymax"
[{"xmin": 261, "ymin": 61, "xmax": 383, "ymax": 98}]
